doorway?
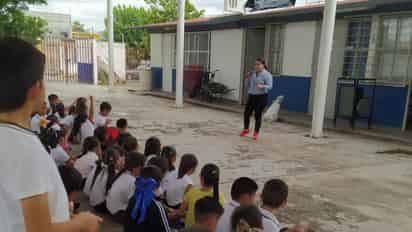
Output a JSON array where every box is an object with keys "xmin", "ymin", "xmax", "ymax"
[{"xmin": 242, "ymin": 28, "xmax": 266, "ymax": 104}]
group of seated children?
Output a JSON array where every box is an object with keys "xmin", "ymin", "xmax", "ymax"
[{"xmin": 31, "ymin": 94, "xmax": 309, "ymax": 232}]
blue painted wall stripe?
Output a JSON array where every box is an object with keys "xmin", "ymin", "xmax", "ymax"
[{"xmin": 151, "ymin": 67, "xmax": 163, "ymax": 90}]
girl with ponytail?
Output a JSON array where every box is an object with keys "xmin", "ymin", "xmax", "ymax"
[
  {"xmin": 83, "ymin": 146, "xmax": 124, "ymax": 213},
  {"xmin": 179, "ymin": 163, "xmax": 225, "ymax": 227}
]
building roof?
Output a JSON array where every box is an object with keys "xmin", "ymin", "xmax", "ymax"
[{"xmin": 139, "ymin": 0, "xmax": 412, "ymax": 33}]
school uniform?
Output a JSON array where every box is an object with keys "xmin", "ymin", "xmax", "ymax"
[
  {"xmin": 216, "ymin": 200, "xmax": 240, "ymax": 232},
  {"xmin": 60, "ymin": 114, "xmax": 75, "ymax": 129},
  {"xmin": 84, "ymin": 165, "xmax": 110, "ymax": 208},
  {"xmin": 80, "ymin": 119, "xmax": 94, "ymax": 144},
  {"xmin": 261, "ymin": 207, "xmax": 281, "ymax": 232},
  {"xmin": 74, "ymin": 151, "xmax": 98, "ymax": 178},
  {"xmin": 163, "ymin": 171, "xmax": 194, "ymax": 208},
  {"xmin": 30, "ymin": 114, "xmax": 41, "ymax": 134},
  {"xmin": 0, "ymin": 123, "xmax": 70, "ymax": 231},
  {"xmin": 94, "ymin": 113, "xmax": 107, "ymax": 127},
  {"xmin": 106, "ymin": 171, "xmax": 136, "ymax": 215},
  {"xmin": 51, "ymin": 144, "xmax": 70, "ymax": 167},
  {"xmin": 124, "ymin": 196, "xmax": 172, "ymax": 232}
]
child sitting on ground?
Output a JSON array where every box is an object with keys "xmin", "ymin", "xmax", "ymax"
[
  {"xmin": 94, "ymin": 126, "xmax": 109, "ymax": 151},
  {"xmin": 50, "ymin": 129, "xmax": 74, "ymax": 167},
  {"xmin": 116, "ymin": 118, "xmax": 131, "ymax": 146},
  {"xmin": 216, "ymin": 177, "xmax": 258, "ymax": 232},
  {"xmin": 160, "ymin": 146, "xmax": 178, "ymax": 195},
  {"xmin": 181, "ymin": 196, "xmax": 224, "ymax": 232},
  {"xmin": 122, "ymin": 135, "xmax": 139, "ymax": 153},
  {"xmin": 144, "ymin": 136, "xmax": 162, "ymax": 162},
  {"xmin": 106, "ymin": 152, "xmax": 145, "ymax": 223},
  {"xmin": 179, "ymin": 163, "xmax": 225, "ymax": 228},
  {"xmin": 260, "ymin": 179, "xmax": 288, "ymax": 232},
  {"xmin": 124, "ymin": 166, "xmax": 171, "ymax": 232},
  {"xmin": 231, "ymin": 205, "xmax": 264, "ymax": 232},
  {"xmin": 84, "ymin": 146, "xmax": 124, "ymax": 213},
  {"xmin": 95, "ymin": 101, "xmax": 112, "ymax": 127},
  {"xmin": 48, "ymin": 94, "xmax": 60, "ymax": 115},
  {"xmin": 74, "ymin": 136, "xmax": 101, "ymax": 180}
]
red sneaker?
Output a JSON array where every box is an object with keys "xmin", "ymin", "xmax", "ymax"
[
  {"xmin": 240, "ymin": 129, "xmax": 250, "ymax": 137},
  {"xmin": 253, "ymin": 132, "xmax": 259, "ymax": 140}
]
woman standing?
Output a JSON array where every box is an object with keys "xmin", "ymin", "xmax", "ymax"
[{"xmin": 240, "ymin": 58, "xmax": 273, "ymax": 140}]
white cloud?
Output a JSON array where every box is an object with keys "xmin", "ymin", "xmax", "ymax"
[{"xmin": 30, "ymin": 0, "xmax": 224, "ymax": 31}]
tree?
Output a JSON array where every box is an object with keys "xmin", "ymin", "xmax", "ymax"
[
  {"xmin": 0, "ymin": 0, "xmax": 48, "ymax": 44},
  {"xmin": 72, "ymin": 20, "xmax": 86, "ymax": 32}
]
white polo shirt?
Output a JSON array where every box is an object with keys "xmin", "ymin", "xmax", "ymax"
[
  {"xmin": 164, "ymin": 172, "xmax": 194, "ymax": 207},
  {"xmin": 74, "ymin": 151, "xmax": 98, "ymax": 178},
  {"xmin": 106, "ymin": 171, "xmax": 136, "ymax": 215},
  {"xmin": 84, "ymin": 165, "xmax": 110, "ymax": 207},
  {"xmin": 0, "ymin": 123, "xmax": 70, "ymax": 231},
  {"xmin": 80, "ymin": 120, "xmax": 94, "ymax": 144},
  {"xmin": 216, "ymin": 200, "xmax": 240, "ymax": 232},
  {"xmin": 261, "ymin": 207, "xmax": 281, "ymax": 232},
  {"xmin": 94, "ymin": 113, "xmax": 107, "ymax": 128},
  {"xmin": 51, "ymin": 145, "xmax": 70, "ymax": 167}
]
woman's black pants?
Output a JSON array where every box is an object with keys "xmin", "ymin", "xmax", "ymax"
[{"xmin": 244, "ymin": 94, "xmax": 268, "ymax": 133}]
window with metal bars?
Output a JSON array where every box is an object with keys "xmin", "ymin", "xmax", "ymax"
[
  {"xmin": 266, "ymin": 24, "xmax": 284, "ymax": 75},
  {"xmin": 376, "ymin": 16, "xmax": 412, "ymax": 83},
  {"xmin": 342, "ymin": 19, "xmax": 371, "ymax": 79},
  {"xmin": 172, "ymin": 32, "xmax": 210, "ymax": 70}
]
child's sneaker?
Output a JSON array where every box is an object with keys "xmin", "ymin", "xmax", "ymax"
[
  {"xmin": 253, "ymin": 132, "xmax": 259, "ymax": 140},
  {"xmin": 240, "ymin": 129, "xmax": 250, "ymax": 137}
]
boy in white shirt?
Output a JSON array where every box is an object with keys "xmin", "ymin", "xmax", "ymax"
[
  {"xmin": 216, "ymin": 177, "xmax": 258, "ymax": 232},
  {"xmin": 30, "ymin": 101, "xmax": 48, "ymax": 134},
  {"xmin": 260, "ymin": 179, "xmax": 289, "ymax": 232},
  {"xmin": 0, "ymin": 37, "xmax": 101, "ymax": 232},
  {"xmin": 95, "ymin": 101, "xmax": 112, "ymax": 127}
]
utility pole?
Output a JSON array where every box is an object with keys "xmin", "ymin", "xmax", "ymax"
[
  {"xmin": 175, "ymin": 0, "xmax": 185, "ymax": 108},
  {"xmin": 107, "ymin": 0, "xmax": 115, "ymax": 88},
  {"xmin": 311, "ymin": 0, "xmax": 337, "ymax": 138}
]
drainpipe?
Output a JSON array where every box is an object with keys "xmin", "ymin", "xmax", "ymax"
[
  {"xmin": 311, "ymin": 0, "xmax": 337, "ymax": 138},
  {"xmin": 176, "ymin": 0, "xmax": 185, "ymax": 108}
]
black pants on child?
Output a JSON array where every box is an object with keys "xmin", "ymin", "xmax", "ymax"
[{"xmin": 244, "ymin": 94, "xmax": 268, "ymax": 133}]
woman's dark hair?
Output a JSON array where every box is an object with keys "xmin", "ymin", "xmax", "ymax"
[
  {"xmin": 80, "ymin": 136, "xmax": 100, "ymax": 157},
  {"xmin": 94, "ymin": 126, "xmax": 108, "ymax": 144},
  {"xmin": 69, "ymin": 112, "xmax": 88, "ymax": 143},
  {"xmin": 107, "ymin": 152, "xmax": 146, "ymax": 191},
  {"xmin": 256, "ymin": 58, "xmax": 268, "ymax": 70},
  {"xmin": 55, "ymin": 102, "xmax": 66, "ymax": 119},
  {"xmin": 161, "ymin": 146, "xmax": 177, "ymax": 172},
  {"xmin": 141, "ymin": 165, "xmax": 163, "ymax": 186},
  {"xmin": 58, "ymin": 166, "xmax": 83, "ymax": 195},
  {"xmin": 231, "ymin": 205, "xmax": 263, "ymax": 231},
  {"xmin": 147, "ymin": 156, "xmax": 169, "ymax": 178},
  {"xmin": 178, "ymin": 154, "xmax": 198, "ymax": 179},
  {"xmin": 200, "ymin": 163, "xmax": 220, "ymax": 201},
  {"xmin": 144, "ymin": 136, "xmax": 161, "ymax": 157},
  {"xmin": 90, "ymin": 147, "xmax": 121, "ymax": 194},
  {"xmin": 123, "ymin": 135, "xmax": 138, "ymax": 153}
]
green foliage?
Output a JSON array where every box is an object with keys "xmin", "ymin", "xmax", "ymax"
[
  {"xmin": 106, "ymin": 0, "xmax": 204, "ymax": 61},
  {"xmin": 72, "ymin": 20, "xmax": 86, "ymax": 32},
  {"xmin": 0, "ymin": 0, "xmax": 48, "ymax": 44}
]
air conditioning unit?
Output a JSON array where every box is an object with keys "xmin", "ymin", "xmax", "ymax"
[{"xmin": 224, "ymin": 0, "xmax": 248, "ymax": 13}]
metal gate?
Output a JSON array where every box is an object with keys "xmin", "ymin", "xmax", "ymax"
[{"xmin": 41, "ymin": 37, "xmax": 95, "ymax": 84}]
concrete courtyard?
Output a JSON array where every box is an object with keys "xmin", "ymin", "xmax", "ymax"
[{"xmin": 47, "ymin": 82, "xmax": 412, "ymax": 232}]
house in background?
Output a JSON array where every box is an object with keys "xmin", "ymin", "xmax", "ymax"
[
  {"xmin": 25, "ymin": 11, "xmax": 72, "ymax": 38},
  {"xmin": 143, "ymin": 0, "xmax": 412, "ymax": 131}
]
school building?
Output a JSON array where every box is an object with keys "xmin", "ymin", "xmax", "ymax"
[{"xmin": 143, "ymin": 0, "xmax": 412, "ymax": 131}]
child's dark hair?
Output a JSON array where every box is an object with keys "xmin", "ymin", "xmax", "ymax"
[
  {"xmin": 256, "ymin": 57, "xmax": 268, "ymax": 69},
  {"xmin": 108, "ymin": 152, "xmax": 145, "ymax": 191},
  {"xmin": 231, "ymin": 177, "xmax": 258, "ymax": 201},
  {"xmin": 194, "ymin": 197, "xmax": 223, "ymax": 224},
  {"xmin": 123, "ymin": 135, "xmax": 138, "ymax": 153},
  {"xmin": 161, "ymin": 146, "xmax": 177, "ymax": 171},
  {"xmin": 141, "ymin": 165, "xmax": 163, "ymax": 186},
  {"xmin": 48, "ymin": 94, "xmax": 58, "ymax": 103},
  {"xmin": 178, "ymin": 154, "xmax": 198, "ymax": 179},
  {"xmin": 94, "ymin": 126, "xmax": 108, "ymax": 144},
  {"xmin": 144, "ymin": 136, "xmax": 161, "ymax": 157},
  {"xmin": 69, "ymin": 112, "xmax": 88, "ymax": 143},
  {"xmin": 90, "ymin": 147, "xmax": 122, "ymax": 194},
  {"xmin": 147, "ymin": 156, "xmax": 169, "ymax": 178},
  {"xmin": 231, "ymin": 205, "xmax": 263, "ymax": 231},
  {"xmin": 75, "ymin": 97, "xmax": 88, "ymax": 115},
  {"xmin": 100, "ymin": 101, "xmax": 112, "ymax": 112},
  {"xmin": 116, "ymin": 118, "xmax": 128, "ymax": 129},
  {"xmin": 58, "ymin": 165, "xmax": 83, "ymax": 195},
  {"xmin": 80, "ymin": 136, "xmax": 100, "ymax": 157},
  {"xmin": 200, "ymin": 163, "xmax": 220, "ymax": 201},
  {"xmin": 261, "ymin": 179, "xmax": 288, "ymax": 209},
  {"xmin": 55, "ymin": 102, "xmax": 66, "ymax": 119}
]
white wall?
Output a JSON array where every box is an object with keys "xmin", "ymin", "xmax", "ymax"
[
  {"xmin": 150, "ymin": 34, "xmax": 163, "ymax": 67},
  {"xmin": 96, "ymin": 42, "xmax": 126, "ymax": 80},
  {"xmin": 25, "ymin": 11, "xmax": 71, "ymax": 38},
  {"xmin": 282, "ymin": 21, "xmax": 318, "ymax": 77},
  {"xmin": 210, "ymin": 29, "xmax": 244, "ymax": 101},
  {"xmin": 162, "ymin": 33, "xmax": 174, "ymax": 92}
]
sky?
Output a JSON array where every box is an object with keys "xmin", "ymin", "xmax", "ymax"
[{"xmin": 29, "ymin": 0, "xmax": 225, "ymax": 31}]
